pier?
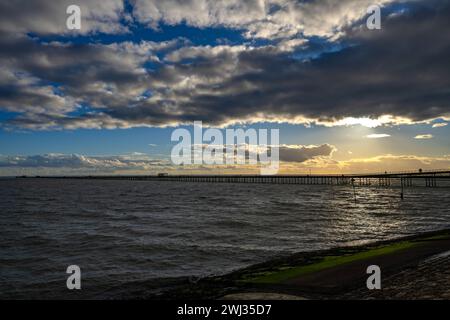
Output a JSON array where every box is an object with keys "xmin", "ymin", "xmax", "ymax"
[{"xmin": 28, "ymin": 169, "xmax": 450, "ymax": 188}]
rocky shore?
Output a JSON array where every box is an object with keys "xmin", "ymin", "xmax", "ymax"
[
  {"xmin": 343, "ymin": 249, "xmax": 450, "ymax": 300},
  {"xmin": 150, "ymin": 229, "xmax": 450, "ymax": 300}
]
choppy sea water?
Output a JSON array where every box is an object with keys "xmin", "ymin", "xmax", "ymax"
[{"xmin": 1, "ymin": 178, "xmax": 449, "ymax": 299}]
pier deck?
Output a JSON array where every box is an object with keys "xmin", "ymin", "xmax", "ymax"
[{"xmin": 23, "ymin": 170, "xmax": 450, "ymax": 188}]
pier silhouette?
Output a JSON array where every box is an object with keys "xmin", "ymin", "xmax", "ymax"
[{"xmin": 27, "ymin": 169, "xmax": 450, "ymax": 188}]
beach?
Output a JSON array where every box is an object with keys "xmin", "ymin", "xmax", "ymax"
[{"xmin": 154, "ymin": 229, "xmax": 450, "ymax": 300}]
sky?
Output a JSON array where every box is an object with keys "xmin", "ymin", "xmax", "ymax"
[{"xmin": 0, "ymin": 0, "xmax": 450, "ymax": 176}]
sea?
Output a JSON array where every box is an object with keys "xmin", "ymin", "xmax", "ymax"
[{"xmin": 1, "ymin": 178, "xmax": 449, "ymax": 299}]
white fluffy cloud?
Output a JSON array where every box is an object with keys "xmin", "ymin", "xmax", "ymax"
[
  {"xmin": 132, "ymin": 0, "xmax": 268, "ymax": 30},
  {"xmin": 0, "ymin": 154, "xmax": 169, "ymax": 170},
  {"xmin": 0, "ymin": 0, "xmax": 399, "ymax": 40},
  {"xmin": 414, "ymin": 134, "xmax": 434, "ymax": 140},
  {"xmin": 132, "ymin": 0, "xmax": 397, "ymax": 40},
  {"xmin": 366, "ymin": 134, "xmax": 391, "ymax": 139}
]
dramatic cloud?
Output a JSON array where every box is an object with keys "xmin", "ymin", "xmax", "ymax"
[
  {"xmin": 189, "ymin": 143, "xmax": 335, "ymax": 165},
  {"xmin": 0, "ymin": 0, "xmax": 397, "ymax": 40},
  {"xmin": 0, "ymin": 143, "xmax": 334, "ymax": 174},
  {"xmin": 132, "ymin": 0, "xmax": 396, "ymax": 40},
  {"xmin": 278, "ymin": 144, "xmax": 335, "ymax": 162},
  {"xmin": 0, "ymin": 35, "xmax": 184, "ymax": 129},
  {"xmin": 0, "ymin": 0, "xmax": 450, "ymax": 130}
]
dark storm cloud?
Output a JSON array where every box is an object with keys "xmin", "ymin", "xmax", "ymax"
[
  {"xmin": 279, "ymin": 144, "xmax": 336, "ymax": 163},
  {"xmin": 0, "ymin": 0, "xmax": 449, "ymax": 129},
  {"xmin": 144, "ymin": 0, "xmax": 450, "ymax": 126}
]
